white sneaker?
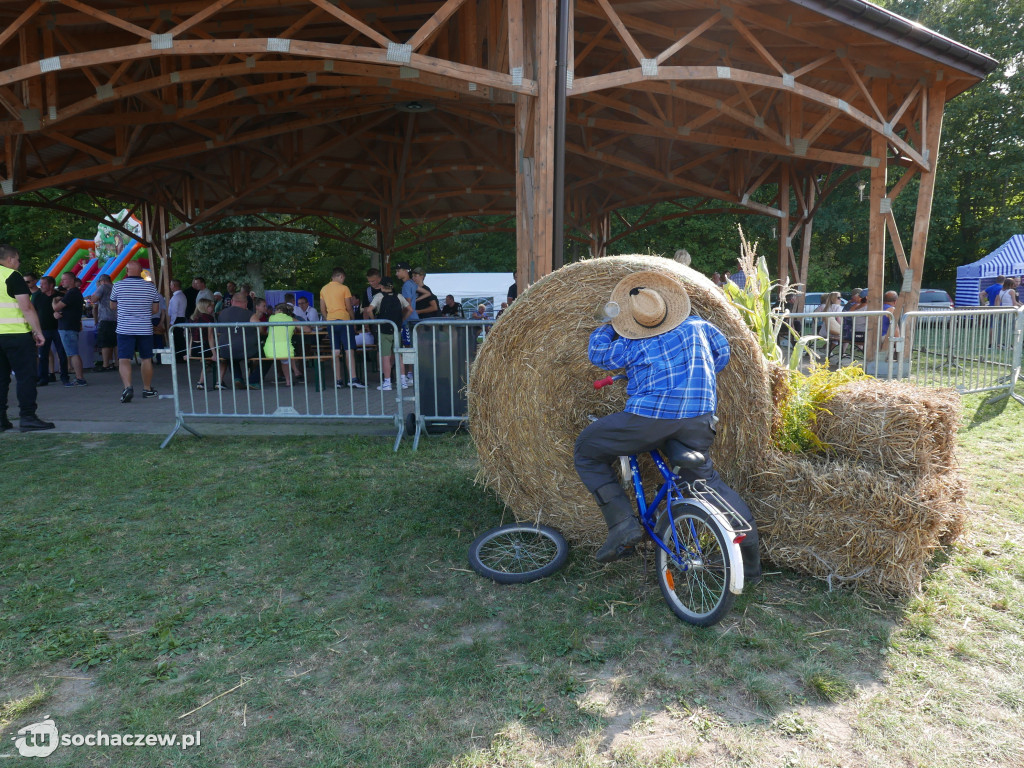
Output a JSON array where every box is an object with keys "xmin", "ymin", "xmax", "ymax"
[
  {"xmin": 401, "ymin": 375, "xmax": 411, "ymax": 389},
  {"xmin": 377, "ymin": 380, "xmax": 392, "ymax": 391}
]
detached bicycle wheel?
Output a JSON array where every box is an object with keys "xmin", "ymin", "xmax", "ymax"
[
  {"xmin": 468, "ymin": 523, "xmax": 569, "ymax": 584},
  {"xmin": 654, "ymin": 502, "xmax": 736, "ymax": 627}
]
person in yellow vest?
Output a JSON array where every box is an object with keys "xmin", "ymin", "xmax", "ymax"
[
  {"xmin": 0, "ymin": 244, "xmax": 55, "ymax": 432},
  {"xmin": 319, "ymin": 266, "xmax": 365, "ymax": 389}
]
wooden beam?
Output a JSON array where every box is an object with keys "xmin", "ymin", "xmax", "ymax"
[
  {"xmin": 0, "ymin": 1, "xmax": 43, "ymax": 52},
  {"xmin": 884, "ymin": 211, "xmax": 909, "ymax": 274},
  {"xmin": 307, "ymin": 0, "xmax": 394, "ymax": 48},
  {"xmin": 531, "ymin": 0, "xmax": 557, "ymax": 284},
  {"xmin": 865, "ymin": 78, "xmax": 888, "ymax": 359},
  {"xmin": 57, "ymin": 0, "xmax": 153, "ymax": 40},
  {"xmin": 899, "ymin": 81, "xmax": 947, "ymax": 317},
  {"xmin": 593, "ymin": 0, "xmax": 646, "ymax": 65},
  {"xmin": 778, "ymin": 164, "xmax": 791, "ymax": 289},
  {"xmin": 655, "ymin": 12, "xmax": 721, "ymax": 65},
  {"xmin": 168, "ymin": 0, "xmax": 239, "ymax": 38},
  {"xmin": 407, "ymin": 0, "xmax": 468, "ymax": 52}
]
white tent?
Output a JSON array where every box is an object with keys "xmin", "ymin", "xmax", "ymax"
[{"xmin": 419, "ymin": 272, "xmax": 514, "ymax": 318}]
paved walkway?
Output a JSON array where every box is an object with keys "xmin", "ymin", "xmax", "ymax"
[{"xmin": 11, "ymin": 361, "xmax": 406, "ymax": 440}]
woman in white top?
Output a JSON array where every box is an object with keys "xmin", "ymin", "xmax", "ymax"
[
  {"xmin": 816, "ymin": 291, "xmax": 844, "ymax": 343},
  {"xmin": 997, "ymin": 278, "xmax": 1021, "ymax": 307}
]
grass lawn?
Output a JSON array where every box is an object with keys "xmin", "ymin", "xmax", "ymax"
[{"xmin": 2, "ymin": 391, "xmax": 1024, "ymax": 767}]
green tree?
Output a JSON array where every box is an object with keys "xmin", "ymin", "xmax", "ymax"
[{"xmin": 172, "ymin": 216, "xmax": 317, "ymax": 296}]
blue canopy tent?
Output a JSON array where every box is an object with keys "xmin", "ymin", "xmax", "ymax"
[{"xmin": 955, "ymin": 236, "xmax": 1024, "ymax": 306}]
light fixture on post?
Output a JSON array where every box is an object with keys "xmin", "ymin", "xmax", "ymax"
[{"xmin": 856, "ymin": 179, "xmax": 867, "ymax": 201}]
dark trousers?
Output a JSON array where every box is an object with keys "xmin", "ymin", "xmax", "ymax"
[
  {"xmin": 37, "ymin": 329, "xmax": 69, "ymax": 382},
  {"xmin": 574, "ymin": 410, "xmax": 759, "ymax": 549},
  {"xmin": 1, "ymin": 332, "xmax": 40, "ymax": 418},
  {"xmin": 172, "ymin": 321, "xmax": 187, "ymax": 360}
]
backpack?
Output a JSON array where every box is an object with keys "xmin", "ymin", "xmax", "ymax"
[{"xmin": 375, "ymin": 293, "xmax": 404, "ymax": 334}]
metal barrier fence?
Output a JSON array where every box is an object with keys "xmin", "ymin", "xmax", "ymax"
[
  {"xmin": 783, "ymin": 309, "xmax": 897, "ymax": 376},
  {"xmin": 784, "ymin": 306, "xmax": 1024, "ymax": 405},
  {"xmin": 406, "ymin": 319, "xmax": 494, "ymax": 449},
  {"xmin": 161, "ymin": 319, "xmax": 406, "ymax": 448},
  {"xmin": 160, "ymin": 307, "xmax": 1023, "ymax": 449},
  {"xmin": 900, "ymin": 306, "xmax": 1024, "ymax": 405}
]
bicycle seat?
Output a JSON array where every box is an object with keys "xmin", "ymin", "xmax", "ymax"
[{"xmin": 663, "ymin": 440, "xmax": 706, "ymax": 471}]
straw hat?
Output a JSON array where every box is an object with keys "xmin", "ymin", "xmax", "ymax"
[{"xmin": 608, "ymin": 271, "xmax": 691, "ymax": 339}]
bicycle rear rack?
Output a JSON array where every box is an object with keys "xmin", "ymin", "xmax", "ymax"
[{"xmin": 675, "ymin": 479, "xmax": 752, "ymax": 535}]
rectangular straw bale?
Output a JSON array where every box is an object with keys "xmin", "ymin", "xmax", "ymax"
[
  {"xmin": 746, "ymin": 451, "xmax": 968, "ymax": 596},
  {"xmin": 813, "ymin": 380, "xmax": 961, "ymax": 475}
]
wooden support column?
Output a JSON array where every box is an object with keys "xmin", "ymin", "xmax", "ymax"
[
  {"xmin": 378, "ymin": 206, "xmax": 395, "ymax": 274},
  {"xmin": 797, "ymin": 177, "xmax": 815, "ymax": 292},
  {"xmin": 141, "ymin": 202, "xmax": 171, "ymax": 298},
  {"xmin": 865, "ymin": 79, "xmax": 889, "ymax": 361},
  {"xmin": 588, "ymin": 211, "xmax": 610, "ymax": 258},
  {"xmin": 778, "ymin": 164, "xmax": 792, "ymax": 301},
  {"xmin": 524, "ymin": 0, "xmax": 557, "ymax": 289},
  {"xmin": 892, "ymin": 80, "xmax": 947, "ymax": 358},
  {"xmin": 899, "ymin": 80, "xmax": 947, "ymax": 316}
]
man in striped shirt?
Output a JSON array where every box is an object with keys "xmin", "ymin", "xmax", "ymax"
[
  {"xmin": 109, "ymin": 260, "xmax": 161, "ymax": 403},
  {"xmin": 574, "ymin": 271, "xmax": 761, "ymax": 579}
]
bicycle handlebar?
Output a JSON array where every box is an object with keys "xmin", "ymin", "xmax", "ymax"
[{"xmin": 593, "ymin": 374, "xmax": 627, "ymax": 389}]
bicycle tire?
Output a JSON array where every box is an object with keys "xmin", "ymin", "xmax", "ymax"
[
  {"xmin": 468, "ymin": 523, "xmax": 569, "ymax": 584},
  {"xmin": 654, "ymin": 502, "xmax": 736, "ymax": 627}
]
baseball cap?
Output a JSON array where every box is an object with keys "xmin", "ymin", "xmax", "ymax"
[
  {"xmin": 379, "ymin": 276, "xmax": 394, "ymax": 289},
  {"xmin": 393, "ymin": 262, "xmax": 411, "ymax": 272}
]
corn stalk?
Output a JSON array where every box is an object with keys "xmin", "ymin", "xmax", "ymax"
[{"xmin": 722, "ymin": 226, "xmax": 819, "ymax": 370}]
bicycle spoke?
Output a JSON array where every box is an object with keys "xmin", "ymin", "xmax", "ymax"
[{"xmin": 656, "ymin": 506, "xmax": 734, "ymax": 626}]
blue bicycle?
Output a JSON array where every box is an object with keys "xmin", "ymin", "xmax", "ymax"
[
  {"xmin": 592, "ymin": 375, "xmax": 751, "ymax": 626},
  {"xmin": 469, "ymin": 376, "xmax": 751, "ymax": 626}
]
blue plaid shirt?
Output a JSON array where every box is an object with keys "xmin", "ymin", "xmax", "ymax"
[{"xmin": 588, "ymin": 316, "xmax": 730, "ymax": 419}]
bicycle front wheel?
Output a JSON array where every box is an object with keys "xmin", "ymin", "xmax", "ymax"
[
  {"xmin": 468, "ymin": 523, "xmax": 569, "ymax": 584},
  {"xmin": 654, "ymin": 503, "xmax": 735, "ymax": 627}
]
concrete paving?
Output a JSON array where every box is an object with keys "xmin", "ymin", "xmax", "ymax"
[{"xmin": 8, "ymin": 361, "xmax": 406, "ymax": 441}]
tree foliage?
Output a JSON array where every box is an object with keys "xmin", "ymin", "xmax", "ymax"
[{"xmin": 171, "ymin": 216, "xmax": 317, "ymax": 295}]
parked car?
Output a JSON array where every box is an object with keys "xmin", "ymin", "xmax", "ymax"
[{"xmin": 916, "ymin": 288, "xmax": 954, "ymax": 312}]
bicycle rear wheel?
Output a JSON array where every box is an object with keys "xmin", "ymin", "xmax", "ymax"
[
  {"xmin": 468, "ymin": 523, "xmax": 569, "ymax": 584},
  {"xmin": 654, "ymin": 502, "xmax": 735, "ymax": 626}
]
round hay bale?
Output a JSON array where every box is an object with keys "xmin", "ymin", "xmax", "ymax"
[{"xmin": 468, "ymin": 255, "xmax": 773, "ymax": 546}]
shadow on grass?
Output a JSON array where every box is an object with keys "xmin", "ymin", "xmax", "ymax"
[
  {"xmin": 0, "ymin": 433, "xmax": 910, "ymax": 768},
  {"xmin": 965, "ymin": 391, "xmax": 1012, "ymax": 429}
]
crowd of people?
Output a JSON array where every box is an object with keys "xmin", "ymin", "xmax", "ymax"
[{"xmin": 1, "ymin": 250, "xmax": 520, "ymax": 428}]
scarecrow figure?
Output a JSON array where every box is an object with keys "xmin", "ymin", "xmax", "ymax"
[{"xmin": 573, "ymin": 271, "xmax": 762, "ymax": 577}]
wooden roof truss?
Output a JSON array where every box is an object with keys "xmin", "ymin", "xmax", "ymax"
[{"xmin": 0, "ymin": 0, "xmax": 994, "ymax": 314}]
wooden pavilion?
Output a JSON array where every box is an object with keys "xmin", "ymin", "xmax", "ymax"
[{"xmin": 0, "ymin": 0, "xmax": 997, "ymax": 317}]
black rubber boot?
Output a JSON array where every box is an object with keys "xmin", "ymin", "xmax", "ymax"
[
  {"xmin": 740, "ymin": 541, "xmax": 763, "ymax": 585},
  {"xmin": 593, "ymin": 484, "xmax": 644, "ymax": 563}
]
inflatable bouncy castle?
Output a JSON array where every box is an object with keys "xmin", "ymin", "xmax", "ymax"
[{"xmin": 43, "ymin": 210, "xmax": 150, "ymax": 297}]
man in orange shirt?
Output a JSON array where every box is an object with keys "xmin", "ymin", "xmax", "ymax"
[{"xmin": 319, "ymin": 267, "xmax": 365, "ymax": 388}]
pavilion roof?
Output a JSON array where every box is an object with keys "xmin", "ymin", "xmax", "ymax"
[{"xmin": 0, "ymin": 0, "xmax": 997, "ymax": 246}]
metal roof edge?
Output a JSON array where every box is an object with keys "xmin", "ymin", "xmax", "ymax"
[{"xmin": 787, "ymin": 0, "xmax": 999, "ymax": 80}]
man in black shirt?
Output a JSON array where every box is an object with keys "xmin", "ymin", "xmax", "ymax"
[
  {"xmin": 53, "ymin": 271, "xmax": 87, "ymax": 385},
  {"xmin": 0, "ymin": 244, "xmax": 55, "ymax": 431},
  {"xmin": 439, "ymin": 295, "xmax": 463, "ymax": 317},
  {"xmin": 32, "ymin": 275, "xmax": 70, "ymax": 385}
]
